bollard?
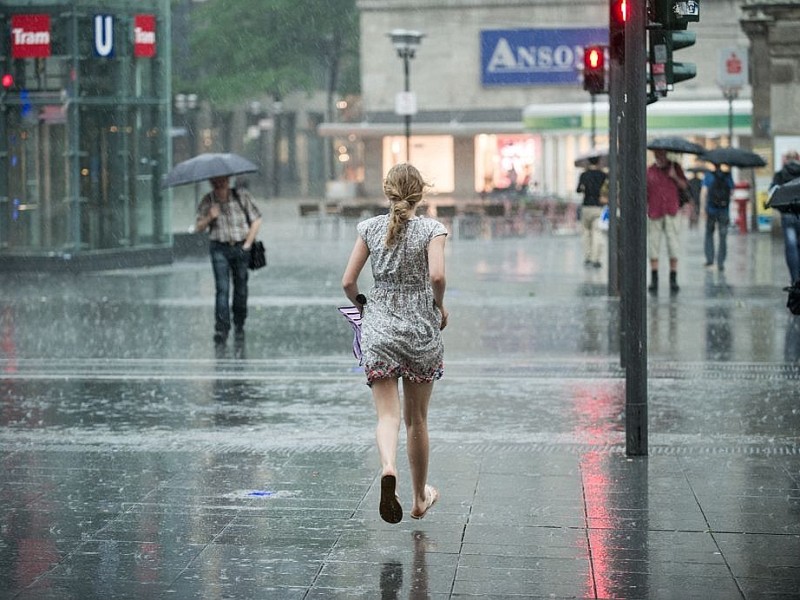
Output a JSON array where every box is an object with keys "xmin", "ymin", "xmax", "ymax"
[{"xmin": 733, "ymin": 181, "xmax": 751, "ymax": 234}]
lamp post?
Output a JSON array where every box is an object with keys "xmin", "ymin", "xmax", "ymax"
[
  {"xmin": 388, "ymin": 29, "xmax": 424, "ymax": 162},
  {"xmin": 174, "ymin": 92, "xmax": 200, "ymax": 205}
]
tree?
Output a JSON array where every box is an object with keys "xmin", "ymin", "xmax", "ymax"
[{"xmin": 177, "ymin": 0, "xmax": 360, "ymax": 108}]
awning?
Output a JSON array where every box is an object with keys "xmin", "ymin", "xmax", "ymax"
[
  {"xmin": 317, "ymin": 98, "xmax": 753, "ymax": 138},
  {"xmin": 317, "ymin": 121, "xmax": 525, "ymax": 138},
  {"xmin": 523, "ymin": 98, "xmax": 753, "ymax": 134}
]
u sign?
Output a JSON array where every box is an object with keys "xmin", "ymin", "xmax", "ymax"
[{"xmin": 94, "ymin": 15, "xmax": 114, "ymax": 57}]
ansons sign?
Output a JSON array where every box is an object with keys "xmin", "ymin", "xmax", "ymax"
[{"xmin": 481, "ymin": 28, "xmax": 608, "ymax": 86}]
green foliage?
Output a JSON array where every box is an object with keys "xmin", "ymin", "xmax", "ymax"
[{"xmin": 177, "ymin": 0, "xmax": 360, "ymax": 107}]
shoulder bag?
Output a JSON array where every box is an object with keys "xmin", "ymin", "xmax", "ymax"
[{"xmin": 233, "ymin": 189, "xmax": 267, "ymax": 270}]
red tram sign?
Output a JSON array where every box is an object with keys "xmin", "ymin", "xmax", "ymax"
[{"xmin": 11, "ymin": 14, "xmax": 52, "ymax": 58}]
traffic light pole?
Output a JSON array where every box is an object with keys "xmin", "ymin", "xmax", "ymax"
[{"xmin": 623, "ymin": 0, "xmax": 648, "ymax": 456}]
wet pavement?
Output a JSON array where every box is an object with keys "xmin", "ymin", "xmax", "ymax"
[{"xmin": 1, "ymin": 199, "xmax": 799, "ymax": 599}]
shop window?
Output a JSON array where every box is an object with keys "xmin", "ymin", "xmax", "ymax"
[{"xmin": 382, "ymin": 135, "xmax": 454, "ymax": 193}]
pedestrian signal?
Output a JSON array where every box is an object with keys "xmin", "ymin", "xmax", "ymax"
[
  {"xmin": 609, "ymin": 0, "xmax": 627, "ymax": 62},
  {"xmin": 583, "ymin": 45, "xmax": 606, "ymax": 94}
]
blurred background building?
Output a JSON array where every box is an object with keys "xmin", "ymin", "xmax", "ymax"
[
  {"xmin": 0, "ymin": 0, "xmax": 172, "ymax": 270},
  {"xmin": 3, "ymin": 0, "xmax": 799, "ymax": 270},
  {"xmin": 319, "ymin": 0, "xmax": 755, "ymax": 200}
]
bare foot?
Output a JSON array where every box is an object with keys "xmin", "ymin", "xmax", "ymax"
[{"xmin": 410, "ymin": 485, "xmax": 439, "ymax": 520}]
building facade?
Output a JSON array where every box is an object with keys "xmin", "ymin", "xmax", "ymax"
[
  {"xmin": 322, "ymin": 0, "xmax": 753, "ymax": 200},
  {"xmin": 0, "ymin": 0, "xmax": 171, "ymax": 271}
]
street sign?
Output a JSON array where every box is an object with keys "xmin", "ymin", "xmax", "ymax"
[
  {"xmin": 395, "ymin": 91, "xmax": 417, "ymax": 116},
  {"xmin": 718, "ymin": 46, "xmax": 748, "ymax": 89}
]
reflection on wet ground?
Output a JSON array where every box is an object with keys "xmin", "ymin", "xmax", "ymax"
[{"xmin": 1, "ymin": 200, "xmax": 799, "ymax": 598}]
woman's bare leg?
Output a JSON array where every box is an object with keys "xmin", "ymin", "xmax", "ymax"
[
  {"xmin": 372, "ymin": 377, "xmax": 404, "ymax": 522},
  {"xmin": 402, "ymin": 378, "xmax": 434, "ymax": 516},
  {"xmin": 372, "ymin": 377, "xmax": 401, "ymax": 477}
]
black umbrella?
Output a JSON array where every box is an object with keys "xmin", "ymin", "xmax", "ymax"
[
  {"xmin": 766, "ymin": 177, "xmax": 800, "ymax": 213},
  {"xmin": 574, "ymin": 147, "xmax": 609, "ymax": 169},
  {"xmin": 701, "ymin": 147, "xmax": 767, "ymax": 168},
  {"xmin": 162, "ymin": 153, "xmax": 258, "ymax": 188},
  {"xmin": 646, "ymin": 136, "xmax": 705, "ymax": 155}
]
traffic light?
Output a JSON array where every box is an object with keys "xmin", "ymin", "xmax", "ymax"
[
  {"xmin": 653, "ymin": 0, "xmax": 700, "ymax": 30},
  {"xmin": 1, "ymin": 73, "xmax": 14, "ymax": 104},
  {"xmin": 649, "ymin": 32, "xmax": 669, "ymax": 99},
  {"xmin": 648, "ymin": 0, "xmax": 699, "ymax": 95},
  {"xmin": 583, "ymin": 45, "xmax": 606, "ymax": 94},
  {"xmin": 609, "ymin": 0, "xmax": 627, "ymax": 62}
]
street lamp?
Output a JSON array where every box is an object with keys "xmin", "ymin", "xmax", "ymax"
[{"xmin": 388, "ymin": 29, "xmax": 424, "ymax": 162}]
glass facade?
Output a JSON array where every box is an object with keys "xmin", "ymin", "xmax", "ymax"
[{"xmin": 0, "ymin": 0, "xmax": 171, "ymax": 270}]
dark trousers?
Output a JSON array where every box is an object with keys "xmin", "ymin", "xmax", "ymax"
[
  {"xmin": 782, "ymin": 212, "xmax": 800, "ymax": 284},
  {"xmin": 210, "ymin": 241, "xmax": 249, "ymax": 333},
  {"xmin": 705, "ymin": 210, "xmax": 729, "ymax": 268}
]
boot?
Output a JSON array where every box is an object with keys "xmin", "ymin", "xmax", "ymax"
[
  {"xmin": 670, "ymin": 271, "xmax": 680, "ymax": 293},
  {"xmin": 648, "ymin": 270, "xmax": 658, "ymax": 294}
]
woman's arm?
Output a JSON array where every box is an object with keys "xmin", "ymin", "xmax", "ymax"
[
  {"xmin": 428, "ymin": 234, "xmax": 448, "ymax": 330},
  {"xmin": 342, "ymin": 236, "xmax": 370, "ymax": 308}
]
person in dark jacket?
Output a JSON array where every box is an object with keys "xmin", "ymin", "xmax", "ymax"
[
  {"xmin": 576, "ymin": 157, "xmax": 608, "ymax": 268},
  {"xmin": 771, "ymin": 151, "xmax": 800, "ymax": 285}
]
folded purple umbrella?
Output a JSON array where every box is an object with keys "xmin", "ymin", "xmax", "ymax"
[{"xmin": 337, "ymin": 305, "xmax": 363, "ymax": 363}]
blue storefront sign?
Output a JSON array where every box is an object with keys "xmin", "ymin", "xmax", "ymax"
[{"xmin": 481, "ymin": 28, "xmax": 608, "ymax": 86}]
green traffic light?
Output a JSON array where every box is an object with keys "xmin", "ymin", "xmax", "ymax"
[
  {"xmin": 672, "ymin": 63, "xmax": 697, "ymax": 84},
  {"xmin": 670, "ymin": 30, "xmax": 696, "ymax": 51}
]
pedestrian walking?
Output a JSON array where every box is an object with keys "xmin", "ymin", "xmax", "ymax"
[
  {"xmin": 770, "ymin": 150, "xmax": 800, "ymax": 285},
  {"xmin": 700, "ymin": 165, "xmax": 734, "ymax": 271},
  {"xmin": 646, "ymin": 149, "xmax": 690, "ymax": 294},
  {"xmin": 195, "ymin": 176, "xmax": 262, "ymax": 344},
  {"xmin": 341, "ymin": 163, "xmax": 448, "ymax": 523},
  {"xmin": 576, "ymin": 157, "xmax": 608, "ymax": 268}
]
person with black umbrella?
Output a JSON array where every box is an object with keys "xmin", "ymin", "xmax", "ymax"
[
  {"xmin": 700, "ymin": 164, "xmax": 734, "ymax": 271},
  {"xmin": 646, "ymin": 149, "xmax": 690, "ymax": 294},
  {"xmin": 770, "ymin": 150, "xmax": 800, "ymax": 285},
  {"xmin": 195, "ymin": 175, "xmax": 263, "ymax": 344}
]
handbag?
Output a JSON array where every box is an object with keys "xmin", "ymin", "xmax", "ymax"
[
  {"xmin": 678, "ymin": 186, "xmax": 693, "ymax": 207},
  {"xmin": 232, "ymin": 189, "xmax": 267, "ymax": 270},
  {"xmin": 249, "ymin": 240, "xmax": 267, "ymax": 270}
]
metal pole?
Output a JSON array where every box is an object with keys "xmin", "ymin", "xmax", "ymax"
[
  {"xmin": 624, "ymin": 0, "xmax": 648, "ymax": 456},
  {"xmin": 404, "ymin": 53, "xmax": 411, "ymax": 161},
  {"xmin": 726, "ymin": 89, "xmax": 735, "ymax": 145},
  {"xmin": 608, "ymin": 61, "xmax": 621, "ymax": 299},
  {"xmin": 591, "ymin": 93, "xmax": 597, "ymax": 149}
]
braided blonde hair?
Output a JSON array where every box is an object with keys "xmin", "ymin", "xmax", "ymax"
[{"xmin": 383, "ymin": 163, "xmax": 429, "ymax": 247}]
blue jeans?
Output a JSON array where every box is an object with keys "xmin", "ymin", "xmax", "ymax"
[
  {"xmin": 782, "ymin": 212, "xmax": 800, "ymax": 284},
  {"xmin": 210, "ymin": 241, "xmax": 249, "ymax": 333},
  {"xmin": 705, "ymin": 210, "xmax": 729, "ymax": 268}
]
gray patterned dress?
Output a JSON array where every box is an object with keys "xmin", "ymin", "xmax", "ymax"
[{"xmin": 356, "ymin": 214, "xmax": 448, "ymax": 384}]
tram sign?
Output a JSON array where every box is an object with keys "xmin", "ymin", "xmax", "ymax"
[
  {"xmin": 134, "ymin": 14, "xmax": 156, "ymax": 58},
  {"xmin": 11, "ymin": 14, "xmax": 51, "ymax": 58}
]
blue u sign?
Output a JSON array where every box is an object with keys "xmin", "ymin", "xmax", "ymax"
[
  {"xmin": 94, "ymin": 15, "xmax": 114, "ymax": 58},
  {"xmin": 481, "ymin": 28, "xmax": 608, "ymax": 86}
]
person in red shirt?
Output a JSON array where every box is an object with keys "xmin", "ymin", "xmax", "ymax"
[{"xmin": 646, "ymin": 149, "xmax": 690, "ymax": 294}]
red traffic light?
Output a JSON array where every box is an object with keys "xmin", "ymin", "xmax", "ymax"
[
  {"xmin": 612, "ymin": 0, "xmax": 627, "ymax": 23},
  {"xmin": 586, "ymin": 47, "xmax": 604, "ymax": 70},
  {"xmin": 2, "ymin": 73, "xmax": 14, "ymax": 89},
  {"xmin": 610, "ymin": 0, "xmax": 627, "ymax": 62},
  {"xmin": 583, "ymin": 45, "xmax": 606, "ymax": 94}
]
